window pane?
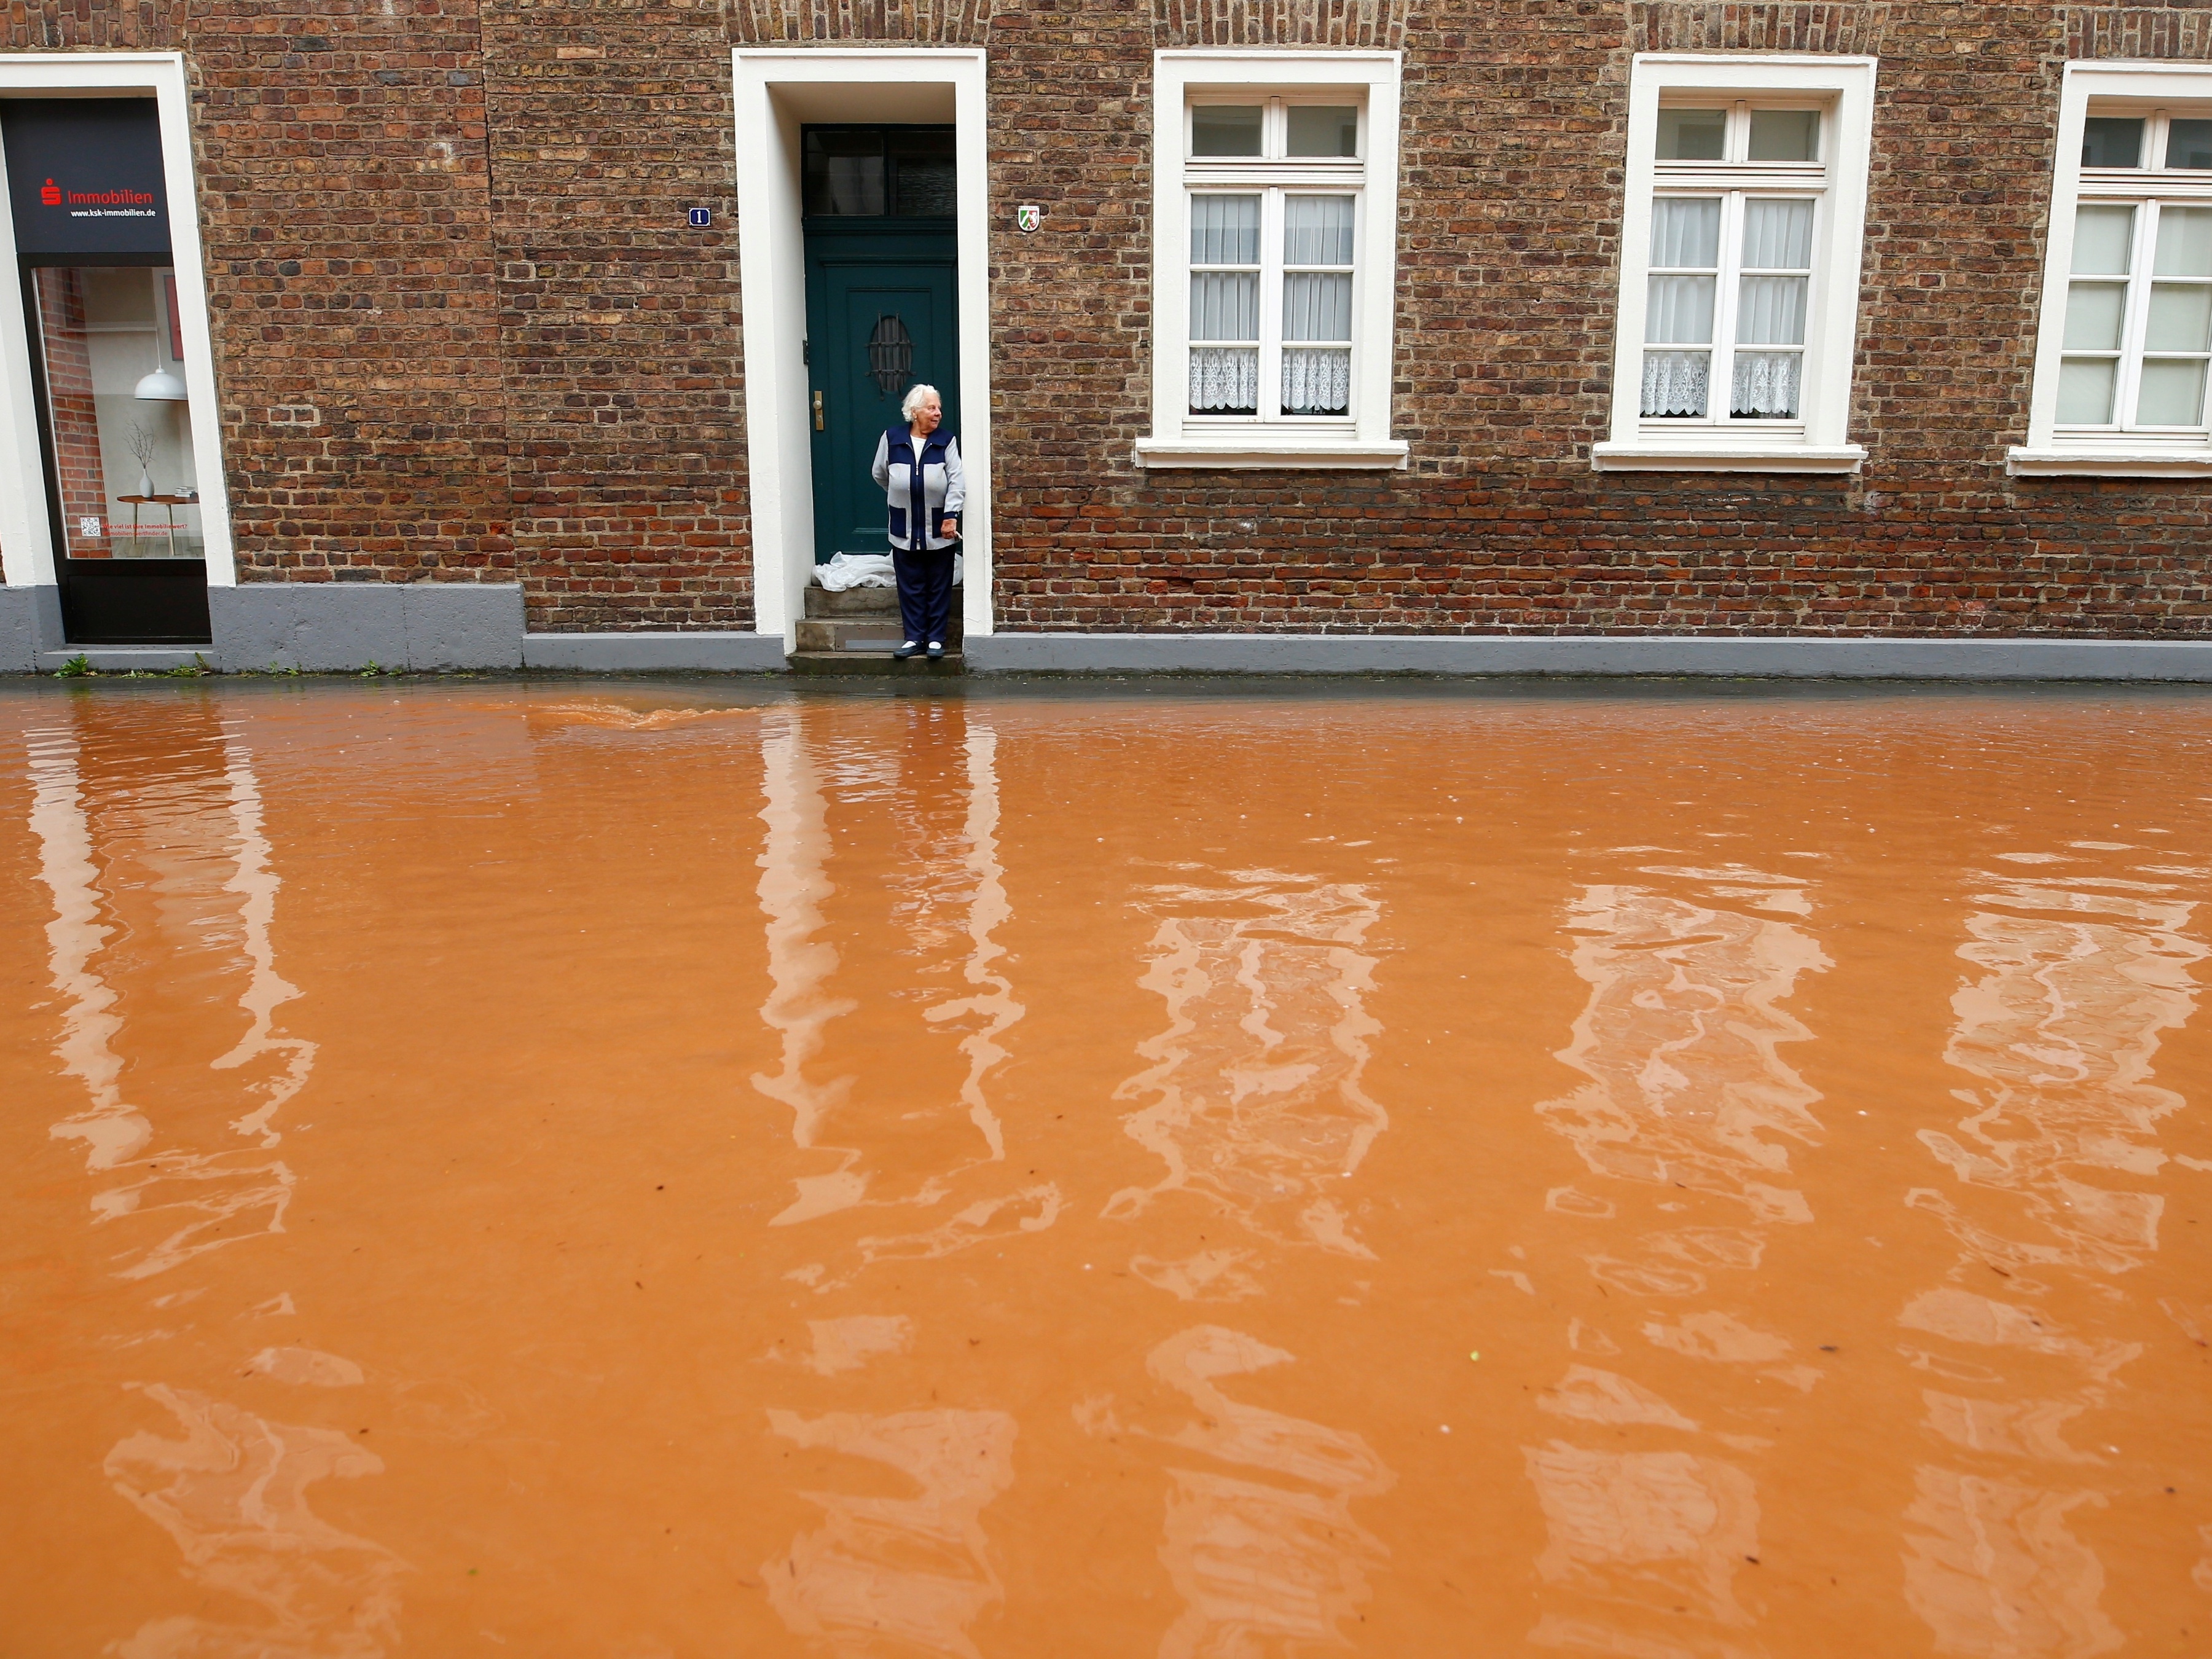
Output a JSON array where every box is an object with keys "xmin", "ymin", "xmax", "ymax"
[
  {"xmin": 1741, "ymin": 198, "xmax": 1815, "ymax": 269},
  {"xmin": 802, "ymin": 130, "xmax": 885, "ymax": 216},
  {"xmin": 2169, "ymin": 119, "xmax": 2212, "ymax": 170},
  {"xmin": 1191, "ymin": 106, "xmax": 1262, "ymax": 157},
  {"xmin": 1190, "ymin": 347, "xmax": 1258, "ymax": 414},
  {"xmin": 1189, "ymin": 272, "xmax": 1258, "ymax": 340},
  {"xmin": 1657, "ymin": 109, "xmax": 1727, "ymax": 161},
  {"xmin": 1738, "ymin": 275, "xmax": 1808, "ymax": 345},
  {"xmin": 1747, "ymin": 109, "xmax": 1819, "ymax": 162},
  {"xmin": 890, "ymin": 128, "xmax": 957, "ymax": 216},
  {"xmin": 1641, "ymin": 351, "xmax": 1709, "ymax": 417},
  {"xmin": 2063, "ymin": 282, "xmax": 2127, "ymax": 350},
  {"xmin": 1731, "ymin": 351, "xmax": 1802, "ymax": 418},
  {"xmin": 2137, "ymin": 358, "xmax": 2209, "ymax": 425},
  {"xmin": 2154, "ymin": 206, "xmax": 2212, "ymax": 277},
  {"xmin": 2070, "ymin": 205, "xmax": 2136, "ymax": 275},
  {"xmin": 1282, "ymin": 348, "xmax": 1350, "ymax": 415},
  {"xmin": 1190, "ymin": 194, "xmax": 1260, "ymax": 265},
  {"xmin": 31, "ymin": 266, "xmax": 203, "ymax": 561},
  {"xmin": 1645, "ymin": 275, "xmax": 1716, "ymax": 343},
  {"xmin": 2082, "ymin": 117, "xmax": 2146, "ymax": 168},
  {"xmin": 1287, "ymin": 106, "xmax": 1358, "ymax": 158},
  {"xmin": 2057, "ymin": 357, "xmax": 2118, "ymax": 423},
  {"xmin": 2146, "ymin": 283, "xmax": 2212, "ymax": 351},
  {"xmin": 1283, "ymin": 272, "xmax": 1352, "ymax": 342},
  {"xmin": 1284, "ymin": 195, "xmax": 1355, "ymax": 265},
  {"xmin": 1649, "ymin": 197, "xmax": 1720, "ymax": 268}
]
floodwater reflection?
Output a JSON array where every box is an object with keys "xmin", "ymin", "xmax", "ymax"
[
  {"xmin": 1900, "ymin": 857, "xmax": 2205, "ymax": 1657},
  {"xmin": 4, "ymin": 684, "xmax": 2210, "ymax": 1655}
]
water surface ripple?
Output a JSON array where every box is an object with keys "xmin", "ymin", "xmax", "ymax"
[{"xmin": 1, "ymin": 682, "xmax": 2207, "ymax": 1655}]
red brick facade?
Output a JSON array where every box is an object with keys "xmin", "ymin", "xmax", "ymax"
[{"xmin": 10, "ymin": 2, "xmax": 2212, "ymax": 637}]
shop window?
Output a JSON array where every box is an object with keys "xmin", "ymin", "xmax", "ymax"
[
  {"xmin": 1137, "ymin": 51, "xmax": 1406, "ymax": 469},
  {"xmin": 1595, "ymin": 55, "xmax": 1878, "ymax": 474},
  {"xmin": 28, "ymin": 265, "xmax": 203, "ymax": 560},
  {"xmin": 2012, "ymin": 65, "xmax": 2212, "ymax": 476}
]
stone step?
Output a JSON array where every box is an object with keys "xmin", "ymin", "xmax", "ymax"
[
  {"xmin": 787, "ymin": 649, "xmax": 964, "ymax": 677},
  {"xmin": 802, "ymin": 581, "xmax": 963, "ymax": 618},
  {"xmin": 796, "ymin": 616, "xmax": 963, "ymax": 654}
]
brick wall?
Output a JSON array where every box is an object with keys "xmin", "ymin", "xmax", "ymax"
[{"xmin": 14, "ymin": 1, "xmax": 2212, "ymax": 637}]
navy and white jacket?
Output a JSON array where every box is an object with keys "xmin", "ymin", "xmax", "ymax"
[{"xmin": 869, "ymin": 423, "xmax": 965, "ymax": 553}]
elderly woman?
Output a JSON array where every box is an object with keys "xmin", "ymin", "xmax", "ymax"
[{"xmin": 870, "ymin": 383, "xmax": 964, "ymax": 661}]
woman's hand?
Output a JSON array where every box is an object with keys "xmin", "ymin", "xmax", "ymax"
[{"xmin": 941, "ymin": 518, "xmax": 959, "ymax": 539}]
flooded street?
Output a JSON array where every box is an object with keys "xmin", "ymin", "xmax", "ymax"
[{"xmin": 4, "ymin": 678, "xmax": 2210, "ymax": 1658}]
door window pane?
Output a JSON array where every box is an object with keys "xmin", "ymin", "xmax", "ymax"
[
  {"xmin": 802, "ymin": 130, "xmax": 886, "ymax": 216},
  {"xmin": 2137, "ymin": 358, "xmax": 2209, "ymax": 425},
  {"xmin": 1657, "ymin": 109, "xmax": 1727, "ymax": 161},
  {"xmin": 890, "ymin": 128, "xmax": 957, "ymax": 216},
  {"xmin": 2057, "ymin": 357, "xmax": 2119, "ymax": 423},
  {"xmin": 1283, "ymin": 195, "xmax": 1354, "ymax": 265},
  {"xmin": 2145, "ymin": 284, "xmax": 2212, "ymax": 352},
  {"xmin": 2082, "ymin": 117, "xmax": 2146, "ymax": 168},
  {"xmin": 31, "ymin": 265, "xmax": 202, "ymax": 560},
  {"xmin": 2063, "ymin": 283, "xmax": 2127, "ymax": 350},
  {"xmin": 1650, "ymin": 197, "xmax": 1720, "ymax": 268},
  {"xmin": 1190, "ymin": 194, "xmax": 1260, "ymax": 265},
  {"xmin": 2070, "ymin": 205, "xmax": 2137, "ymax": 275},
  {"xmin": 1747, "ymin": 109, "xmax": 1819, "ymax": 162},
  {"xmin": 1286, "ymin": 106, "xmax": 1358, "ymax": 158},
  {"xmin": 1741, "ymin": 198, "xmax": 1814, "ymax": 269},
  {"xmin": 2154, "ymin": 206, "xmax": 2212, "ymax": 277},
  {"xmin": 1191, "ymin": 106, "xmax": 1262, "ymax": 157},
  {"xmin": 2168, "ymin": 119, "xmax": 2212, "ymax": 170}
]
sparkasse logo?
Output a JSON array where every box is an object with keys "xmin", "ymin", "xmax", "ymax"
[{"xmin": 39, "ymin": 178, "xmax": 60, "ymax": 205}]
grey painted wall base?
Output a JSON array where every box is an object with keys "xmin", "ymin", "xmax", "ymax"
[
  {"xmin": 1, "ymin": 585, "xmax": 66, "ymax": 672},
  {"xmin": 522, "ymin": 631, "xmax": 786, "ymax": 672},
  {"xmin": 211, "ymin": 582, "xmax": 524, "ymax": 671},
  {"xmin": 966, "ymin": 632, "xmax": 2212, "ymax": 680}
]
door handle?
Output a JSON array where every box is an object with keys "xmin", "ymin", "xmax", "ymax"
[{"xmin": 813, "ymin": 391, "xmax": 825, "ymax": 431}]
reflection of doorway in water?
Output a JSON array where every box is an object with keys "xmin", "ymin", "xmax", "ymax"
[{"xmin": 802, "ymin": 125, "xmax": 960, "ymax": 565}]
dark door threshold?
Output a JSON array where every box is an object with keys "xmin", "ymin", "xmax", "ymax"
[{"xmin": 59, "ymin": 558, "xmax": 213, "ymax": 645}]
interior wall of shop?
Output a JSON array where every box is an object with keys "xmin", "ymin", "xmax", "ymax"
[{"xmin": 7, "ymin": 1, "xmax": 2210, "ymax": 644}]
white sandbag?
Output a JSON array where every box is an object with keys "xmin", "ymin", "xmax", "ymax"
[{"xmin": 813, "ymin": 551, "xmax": 967, "ymax": 590}]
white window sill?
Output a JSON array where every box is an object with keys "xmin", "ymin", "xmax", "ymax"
[
  {"xmin": 1134, "ymin": 437, "xmax": 1410, "ymax": 471},
  {"xmin": 1591, "ymin": 442, "xmax": 1867, "ymax": 474},
  {"xmin": 2006, "ymin": 445, "xmax": 2212, "ymax": 478}
]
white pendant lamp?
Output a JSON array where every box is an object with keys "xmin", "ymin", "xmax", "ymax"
[{"xmin": 133, "ymin": 367, "xmax": 187, "ymax": 401}]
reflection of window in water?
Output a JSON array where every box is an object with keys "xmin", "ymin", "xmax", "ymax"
[{"xmin": 31, "ymin": 265, "xmax": 203, "ymax": 561}]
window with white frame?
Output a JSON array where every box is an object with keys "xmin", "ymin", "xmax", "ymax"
[
  {"xmin": 1596, "ymin": 55, "xmax": 1877, "ymax": 474},
  {"xmin": 1139, "ymin": 52, "xmax": 1405, "ymax": 470},
  {"xmin": 2014, "ymin": 64, "xmax": 2212, "ymax": 476}
]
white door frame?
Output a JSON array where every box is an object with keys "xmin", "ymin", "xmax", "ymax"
[
  {"xmin": 0, "ymin": 52, "xmax": 236, "ymax": 590},
  {"xmin": 731, "ymin": 47, "xmax": 992, "ymax": 649}
]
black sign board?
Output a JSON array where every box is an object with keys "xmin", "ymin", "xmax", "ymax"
[{"xmin": 2, "ymin": 99, "xmax": 171, "ymax": 259}]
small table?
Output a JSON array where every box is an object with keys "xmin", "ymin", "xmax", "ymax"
[{"xmin": 115, "ymin": 493, "xmax": 195, "ymax": 559}]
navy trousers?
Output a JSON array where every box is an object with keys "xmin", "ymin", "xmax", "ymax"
[{"xmin": 893, "ymin": 544, "xmax": 955, "ymax": 646}]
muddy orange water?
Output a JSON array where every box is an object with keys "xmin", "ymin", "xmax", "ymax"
[{"xmin": 4, "ymin": 679, "xmax": 2212, "ymax": 1657}]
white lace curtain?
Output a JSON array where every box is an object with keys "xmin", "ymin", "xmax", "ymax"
[
  {"xmin": 1282, "ymin": 348, "xmax": 1350, "ymax": 414},
  {"xmin": 1190, "ymin": 347, "xmax": 1258, "ymax": 412},
  {"xmin": 1641, "ymin": 350, "xmax": 1709, "ymax": 417},
  {"xmin": 1730, "ymin": 350, "xmax": 1801, "ymax": 418}
]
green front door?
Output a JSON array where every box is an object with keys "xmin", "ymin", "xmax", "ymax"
[{"xmin": 805, "ymin": 221, "xmax": 959, "ymax": 562}]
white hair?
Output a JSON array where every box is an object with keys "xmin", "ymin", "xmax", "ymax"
[{"xmin": 901, "ymin": 383, "xmax": 942, "ymax": 421}]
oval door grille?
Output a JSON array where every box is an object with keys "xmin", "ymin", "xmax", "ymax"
[{"xmin": 867, "ymin": 313, "xmax": 913, "ymax": 399}]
